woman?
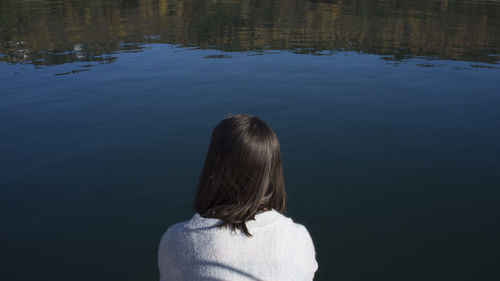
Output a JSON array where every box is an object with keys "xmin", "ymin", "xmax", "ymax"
[{"xmin": 158, "ymin": 113, "xmax": 318, "ymax": 281}]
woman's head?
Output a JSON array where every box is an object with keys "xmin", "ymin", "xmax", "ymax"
[{"xmin": 194, "ymin": 113, "xmax": 286, "ymax": 236}]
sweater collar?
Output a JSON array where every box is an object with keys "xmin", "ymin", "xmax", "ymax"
[{"xmin": 186, "ymin": 209, "xmax": 283, "ymax": 231}]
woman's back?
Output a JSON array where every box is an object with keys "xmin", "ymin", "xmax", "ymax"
[
  {"xmin": 157, "ymin": 113, "xmax": 318, "ymax": 280},
  {"xmin": 158, "ymin": 209, "xmax": 318, "ymax": 281}
]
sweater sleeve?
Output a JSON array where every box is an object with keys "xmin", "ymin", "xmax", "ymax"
[
  {"xmin": 158, "ymin": 225, "xmax": 180, "ymax": 281},
  {"xmin": 158, "ymin": 223, "xmax": 188, "ymax": 281},
  {"xmin": 296, "ymin": 224, "xmax": 319, "ymax": 280},
  {"xmin": 157, "ymin": 230, "xmax": 169, "ymax": 281}
]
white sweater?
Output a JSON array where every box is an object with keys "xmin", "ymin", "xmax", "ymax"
[{"xmin": 158, "ymin": 209, "xmax": 318, "ymax": 281}]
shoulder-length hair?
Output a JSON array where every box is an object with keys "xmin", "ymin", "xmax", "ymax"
[{"xmin": 194, "ymin": 113, "xmax": 286, "ymax": 237}]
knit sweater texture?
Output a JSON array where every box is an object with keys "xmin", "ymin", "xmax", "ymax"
[{"xmin": 158, "ymin": 209, "xmax": 318, "ymax": 281}]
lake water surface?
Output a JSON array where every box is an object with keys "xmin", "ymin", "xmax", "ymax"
[{"xmin": 1, "ymin": 0, "xmax": 499, "ymax": 280}]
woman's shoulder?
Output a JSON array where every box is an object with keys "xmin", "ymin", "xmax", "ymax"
[
  {"xmin": 285, "ymin": 217, "xmax": 318, "ymax": 273},
  {"xmin": 262, "ymin": 212, "xmax": 319, "ymax": 276},
  {"xmin": 290, "ymin": 218, "xmax": 314, "ymax": 240},
  {"xmin": 159, "ymin": 217, "xmax": 193, "ymax": 246},
  {"xmin": 159, "ymin": 212, "xmax": 223, "ymax": 245},
  {"xmin": 159, "ymin": 210, "xmax": 314, "ymax": 243},
  {"xmin": 289, "ymin": 220, "xmax": 315, "ymax": 252},
  {"xmin": 273, "ymin": 211, "xmax": 313, "ymax": 236}
]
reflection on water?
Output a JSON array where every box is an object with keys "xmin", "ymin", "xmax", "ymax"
[{"xmin": 1, "ymin": 0, "xmax": 499, "ymax": 67}]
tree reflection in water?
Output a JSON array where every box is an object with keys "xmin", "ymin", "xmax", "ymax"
[{"xmin": 0, "ymin": 0, "xmax": 499, "ymax": 66}]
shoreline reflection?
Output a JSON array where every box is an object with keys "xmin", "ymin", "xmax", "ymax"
[{"xmin": 0, "ymin": 0, "xmax": 499, "ymax": 67}]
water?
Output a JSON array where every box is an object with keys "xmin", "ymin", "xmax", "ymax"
[{"xmin": 1, "ymin": 0, "xmax": 499, "ymax": 280}]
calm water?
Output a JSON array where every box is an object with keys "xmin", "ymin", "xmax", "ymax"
[{"xmin": 1, "ymin": 0, "xmax": 500, "ymax": 280}]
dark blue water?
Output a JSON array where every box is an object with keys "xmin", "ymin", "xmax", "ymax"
[{"xmin": 1, "ymin": 1, "xmax": 500, "ymax": 280}]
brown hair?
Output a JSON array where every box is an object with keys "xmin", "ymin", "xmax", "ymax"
[{"xmin": 194, "ymin": 113, "xmax": 287, "ymax": 237}]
